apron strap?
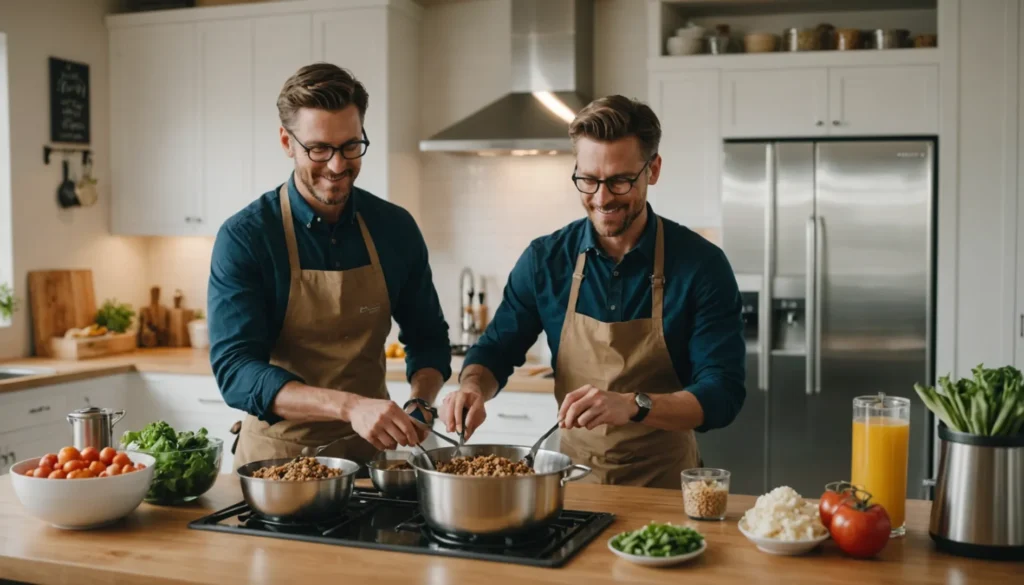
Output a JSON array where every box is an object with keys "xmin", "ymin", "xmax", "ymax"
[
  {"xmin": 278, "ymin": 184, "xmax": 302, "ymax": 280},
  {"xmin": 651, "ymin": 216, "xmax": 666, "ymax": 324},
  {"xmin": 355, "ymin": 213, "xmax": 383, "ymax": 274},
  {"xmin": 566, "ymin": 252, "xmax": 587, "ymax": 318}
]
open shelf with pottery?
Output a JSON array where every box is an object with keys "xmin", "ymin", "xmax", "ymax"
[{"xmin": 647, "ymin": 0, "xmax": 938, "ymax": 63}]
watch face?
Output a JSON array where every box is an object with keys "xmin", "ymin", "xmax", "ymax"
[{"xmin": 636, "ymin": 393, "xmax": 652, "ymax": 409}]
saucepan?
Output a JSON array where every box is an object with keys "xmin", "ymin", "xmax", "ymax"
[
  {"xmin": 410, "ymin": 444, "xmax": 591, "ymax": 537},
  {"xmin": 367, "ymin": 450, "xmax": 418, "ymax": 499},
  {"xmin": 236, "ymin": 456, "xmax": 360, "ymax": 523}
]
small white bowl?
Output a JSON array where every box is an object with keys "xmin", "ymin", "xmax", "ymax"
[
  {"xmin": 607, "ymin": 536, "xmax": 707, "ymax": 567},
  {"xmin": 737, "ymin": 518, "xmax": 829, "ymax": 555},
  {"xmin": 10, "ymin": 453, "xmax": 156, "ymax": 530}
]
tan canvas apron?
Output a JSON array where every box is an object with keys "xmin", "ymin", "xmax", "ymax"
[
  {"xmin": 555, "ymin": 216, "xmax": 701, "ymax": 489},
  {"xmin": 233, "ymin": 184, "xmax": 391, "ymax": 468}
]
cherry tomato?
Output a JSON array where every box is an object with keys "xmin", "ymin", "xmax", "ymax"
[
  {"xmin": 80, "ymin": 447, "xmax": 100, "ymax": 463},
  {"xmin": 106, "ymin": 464, "xmax": 122, "ymax": 476},
  {"xmin": 135, "ymin": 462, "xmax": 146, "ymax": 469},
  {"xmin": 819, "ymin": 481, "xmax": 855, "ymax": 528},
  {"xmin": 63, "ymin": 460, "xmax": 88, "ymax": 473},
  {"xmin": 32, "ymin": 466, "xmax": 51, "ymax": 478},
  {"xmin": 99, "ymin": 447, "xmax": 117, "ymax": 465},
  {"xmin": 830, "ymin": 489, "xmax": 891, "ymax": 558},
  {"xmin": 40, "ymin": 453, "xmax": 59, "ymax": 469},
  {"xmin": 58, "ymin": 446, "xmax": 81, "ymax": 466},
  {"xmin": 89, "ymin": 461, "xmax": 107, "ymax": 474},
  {"xmin": 48, "ymin": 469, "xmax": 67, "ymax": 479},
  {"xmin": 122, "ymin": 464, "xmax": 138, "ymax": 473},
  {"xmin": 112, "ymin": 453, "xmax": 131, "ymax": 467}
]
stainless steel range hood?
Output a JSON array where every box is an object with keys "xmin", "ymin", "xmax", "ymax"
[{"xmin": 419, "ymin": 0, "xmax": 594, "ymax": 155}]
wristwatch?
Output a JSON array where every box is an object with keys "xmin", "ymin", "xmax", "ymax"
[
  {"xmin": 630, "ymin": 392, "xmax": 652, "ymax": 423},
  {"xmin": 403, "ymin": 398, "xmax": 436, "ymax": 426}
]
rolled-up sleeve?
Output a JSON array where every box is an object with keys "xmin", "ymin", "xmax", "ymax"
[
  {"xmin": 683, "ymin": 248, "xmax": 747, "ymax": 432},
  {"xmin": 462, "ymin": 245, "xmax": 543, "ymax": 391},
  {"xmin": 391, "ymin": 212, "xmax": 452, "ymax": 383},
  {"xmin": 208, "ymin": 223, "xmax": 300, "ymax": 425}
]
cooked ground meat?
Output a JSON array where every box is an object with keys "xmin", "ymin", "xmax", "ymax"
[
  {"xmin": 251, "ymin": 457, "xmax": 344, "ymax": 480},
  {"xmin": 375, "ymin": 460, "xmax": 412, "ymax": 471},
  {"xmin": 436, "ymin": 454, "xmax": 534, "ymax": 477}
]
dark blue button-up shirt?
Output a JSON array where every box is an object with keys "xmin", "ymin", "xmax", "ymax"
[
  {"xmin": 208, "ymin": 174, "xmax": 452, "ymax": 424},
  {"xmin": 463, "ymin": 205, "xmax": 745, "ymax": 432}
]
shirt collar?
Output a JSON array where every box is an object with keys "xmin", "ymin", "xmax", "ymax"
[
  {"xmin": 286, "ymin": 172, "xmax": 358, "ymax": 230},
  {"xmin": 579, "ymin": 202, "xmax": 657, "ymax": 261}
]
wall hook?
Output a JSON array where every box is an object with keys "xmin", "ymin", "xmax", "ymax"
[{"xmin": 44, "ymin": 145, "xmax": 91, "ymax": 166}]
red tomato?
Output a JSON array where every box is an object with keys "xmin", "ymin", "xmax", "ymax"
[
  {"xmin": 112, "ymin": 453, "xmax": 131, "ymax": 467},
  {"xmin": 830, "ymin": 490, "xmax": 891, "ymax": 558},
  {"xmin": 80, "ymin": 447, "xmax": 100, "ymax": 463},
  {"xmin": 106, "ymin": 464, "xmax": 122, "ymax": 476},
  {"xmin": 40, "ymin": 453, "xmax": 59, "ymax": 469},
  {"xmin": 819, "ymin": 481, "xmax": 855, "ymax": 528},
  {"xmin": 63, "ymin": 460, "xmax": 88, "ymax": 473},
  {"xmin": 99, "ymin": 447, "xmax": 117, "ymax": 465},
  {"xmin": 32, "ymin": 466, "xmax": 51, "ymax": 478},
  {"xmin": 88, "ymin": 461, "xmax": 107, "ymax": 474},
  {"xmin": 58, "ymin": 446, "xmax": 80, "ymax": 466},
  {"xmin": 48, "ymin": 469, "xmax": 67, "ymax": 479}
]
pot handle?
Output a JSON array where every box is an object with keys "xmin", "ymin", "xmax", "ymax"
[
  {"xmin": 561, "ymin": 464, "xmax": 591, "ymax": 486},
  {"xmin": 111, "ymin": 410, "xmax": 126, "ymax": 426}
]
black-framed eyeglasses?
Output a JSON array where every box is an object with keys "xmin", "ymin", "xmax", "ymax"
[
  {"xmin": 571, "ymin": 156, "xmax": 655, "ymax": 195},
  {"xmin": 287, "ymin": 127, "xmax": 370, "ymax": 162}
]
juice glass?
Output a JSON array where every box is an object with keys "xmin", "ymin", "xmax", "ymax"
[{"xmin": 851, "ymin": 393, "xmax": 910, "ymax": 537}]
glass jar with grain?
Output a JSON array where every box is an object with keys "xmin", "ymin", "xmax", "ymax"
[{"xmin": 681, "ymin": 468, "xmax": 730, "ymax": 521}]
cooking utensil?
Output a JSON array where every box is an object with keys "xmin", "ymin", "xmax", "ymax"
[
  {"xmin": 300, "ymin": 433, "xmax": 360, "ymax": 457},
  {"xmin": 236, "ymin": 456, "xmax": 360, "ymax": 522},
  {"xmin": 410, "ymin": 444, "xmax": 591, "ymax": 536},
  {"xmin": 74, "ymin": 157, "xmax": 98, "ymax": 207},
  {"xmin": 57, "ymin": 158, "xmax": 80, "ymax": 208},
  {"xmin": 928, "ymin": 424, "xmax": 1024, "ymax": 560},
  {"xmin": 454, "ymin": 407, "xmax": 469, "ymax": 458},
  {"xmin": 367, "ymin": 451, "xmax": 418, "ymax": 498},
  {"xmin": 67, "ymin": 407, "xmax": 126, "ymax": 451},
  {"xmin": 521, "ymin": 421, "xmax": 560, "ymax": 468}
]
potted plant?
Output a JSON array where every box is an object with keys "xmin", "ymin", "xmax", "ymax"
[
  {"xmin": 0, "ymin": 282, "xmax": 19, "ymax": 322},
  {"xmin": 914, "ymin": 364, "xmax": 1024, "ymax": 560},
  {"xmin": 188, "ymin": 309, "xmax": 208, "ymax": 349}
]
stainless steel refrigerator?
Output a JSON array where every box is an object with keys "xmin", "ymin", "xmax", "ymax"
[{"xmin": 709, "ymin": 139, "xmax": 935, "ymax": 499}]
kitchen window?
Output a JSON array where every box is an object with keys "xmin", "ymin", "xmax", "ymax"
[{"xmin": 0, "ymin": 33, "xmax": 12, "ymax": 328}]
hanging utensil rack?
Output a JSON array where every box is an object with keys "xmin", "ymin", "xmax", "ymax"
[{"xmin": 43, "ymin": 145, "xmax": 92, "ymax": 166}]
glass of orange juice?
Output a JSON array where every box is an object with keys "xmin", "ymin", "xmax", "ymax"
[{"xmin": 851, "ymin": 393, "xmax": 910, "ymax": 537}]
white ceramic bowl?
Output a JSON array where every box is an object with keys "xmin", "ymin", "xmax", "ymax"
[
  {"xmin": 737, "ymin": 518, "xmax": 829, "ymax": 555},
  {"xmin": 607, "ymin": 536, "xmax": 707, "ymax": 567},
  {"xmin": 9, "ymin": 453, "xmax": 156, "ymax": 530}
]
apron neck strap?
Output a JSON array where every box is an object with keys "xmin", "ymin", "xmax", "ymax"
[
  {"xmin": 355, "ymin": 214, "xmax": 382, "ymax": 273},
  {"xmin": 566, "ymin": 252, "xmax": 587, "ymax": 317},
  {"xmin": 651, "ymin": 215, "xmax": 666, "ymax": 322},
  {"xmin": 279, "ymin": 184, "xmax": 301, "ymax": 279}
]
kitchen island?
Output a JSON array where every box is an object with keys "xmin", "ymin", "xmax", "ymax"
[{"xmin": 0, "ymin": 476, "xmax": 1016, "ymax": 585}]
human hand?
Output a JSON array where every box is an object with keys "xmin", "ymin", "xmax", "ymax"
[
  {"xmin": 439, "ymin": 385, "xmax": 488, "ymax": 441},
  {"xmin": 349, "ymin": 397, "xmax": 423, "ymax": 450},
  {"xmin": 558, "ymin": 385, "xmax": 638, "ymax": 430}
]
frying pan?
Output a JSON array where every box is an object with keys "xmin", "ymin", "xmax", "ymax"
[{"xmin": 57, "ymin": 159, "xmax": 80, "ymax": 208}]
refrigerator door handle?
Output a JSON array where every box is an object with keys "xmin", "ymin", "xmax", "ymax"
[
  {"xmin": 814, "ymin": 216, "xmax": 824, "ymax": 395},
  {"xmin": 759, "ymin": 145, "xmax": 775, "ymax": 393},
  {"xmin": 805, "ymin": 216, "xmax": 815, "ymax": 396}
]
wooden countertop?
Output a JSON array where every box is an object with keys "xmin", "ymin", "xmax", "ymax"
[
  {"xmin": 0, "ymin": 349, "xmax": 554, "ymax": 395},
  {"xmin": 0, "ymin": 477, "xmax": 1016, "ymax": 585}
]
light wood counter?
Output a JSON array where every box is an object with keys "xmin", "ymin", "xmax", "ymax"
[
  {"xmin": 0, "ymin": 349, "xmax": 555, "ymax": 395},
  {"xmin": 0, "ymin": 476, "xmax": 1016, "ymax": 585}
]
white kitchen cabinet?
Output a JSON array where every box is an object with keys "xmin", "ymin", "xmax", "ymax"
[
  {"xmin": 647, "ymin": 69, "xmax": 722, "ymax": 228},
  {"xmin": 106, "ymin": 0, "xmax": 421, "ymax": 237},
  {"xmin": 828, "ymin": 66, "xmax": 939, "ymax": 135},
  {"xmin": 721, "ymin": 68, "xmax": 828, "ymax": 139},
  {"xmin": 1017, "ymin": 2, "xmax": 1024, "ymax": 371},
  {"xmin": 108, "ymin": 23, "xmax": 202, "ymax": 236}
]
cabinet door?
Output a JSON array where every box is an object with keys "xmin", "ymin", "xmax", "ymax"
[
  {"xmin": 196, "ymin": 19, "xmax": 254, "ymax": 236},
  {"xmin": 721, "ymin": 69, "xmax": 828, "ymax": 139},
  {"xmin": 109, "ymin": 23, "xmax": 201, "ymax": 236},
  {"xmin": 313, "ymin": 9, "xmax": 388, "ymax": 200},
  {"xmin": 1018, "ymin": 4, "xmax": 1024, "ymax": 370},
  {"xmin": 647, "ymin": 70, "xmax": 722, "ymax": 228},
  {"xmin": 250, "ymin": 14, "xmax": 313, "ymax": 196},
  {"xmin": 828, "ymin": 66, "xmax": 939, "ymax": 135}
]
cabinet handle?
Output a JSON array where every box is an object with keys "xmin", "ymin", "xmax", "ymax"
[
  {"xmin": 815, "ymin": 120, "xmax": 823, "ymax": 126},
  {"xmin": 832, "ymin": 120, "xmax": 841, "ymax": 126},
  {"xmin": 28, "ymin": 405, "xmax": 50, "ymax": 414},
  {"xmin": 185, "ymin": 216, "xmax": 193, "ymax": 223},
  {"xmin": 197, "ymin": 398, "xmax": 223, "ymax": 405},
  {"xmin": 497, "ymin": 413, "xmax": 530, "ymax": 420},
  {"xmin": 1019, "ymin": 314, "xmax": 1023, "ymax": 338},
  {"xmin": 195, "ymin": 217, "xmax": 203, "ymax": 224}
]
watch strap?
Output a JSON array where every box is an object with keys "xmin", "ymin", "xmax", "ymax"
[
  {"xmin": 630, "ymin": 393, "xmax": 651, "ymax": 422},
  {"xmin": 403, "ymin": 398, "xmax": 437, "ymax": 425}
]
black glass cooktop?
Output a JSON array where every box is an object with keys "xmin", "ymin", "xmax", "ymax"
[{"xmin": 187, "ymin": 488, "xmax": 615, "ymax": 568}]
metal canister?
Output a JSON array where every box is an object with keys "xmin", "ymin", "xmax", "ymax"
[{"xmin": 67, "ymin": 407, "xmax": 126, "ymax": 450}]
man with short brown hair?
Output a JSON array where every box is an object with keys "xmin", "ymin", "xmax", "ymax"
[
  {"xmin": 209, "ymin": 63, "xmax": 451, "ymax": 467},
  {"xmin": 440, "ymin": 95, "xmax": 746, "ymax": 488}
]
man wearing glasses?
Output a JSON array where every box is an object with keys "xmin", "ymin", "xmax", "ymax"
[
  {"xmin": 209, "ymin": 63, "xmax": 451, "ymax": 467},
  {"xmin": 439, "ymin": 95, "xmax": 746, "ymax": 488}
]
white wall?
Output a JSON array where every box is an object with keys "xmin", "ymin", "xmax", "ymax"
[
  {"xmin": 0, "ymin": 0, "xmax": 150, "ymax": 358},
  {"xmin": 0, "ymin": 33, "xmax": 12, "ymax": 327}
]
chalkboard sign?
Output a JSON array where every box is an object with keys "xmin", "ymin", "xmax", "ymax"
[{"xmin": 49, "ymin": 57, "xmax": 90, "ymax": 144}]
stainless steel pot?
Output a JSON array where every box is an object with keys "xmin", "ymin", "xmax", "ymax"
[
  {"xmin": 67, "ymin": 407, "xmax": 125, "ymax": 451},
  {"xmin": 929, "ymin": 424, "xmax": 1024, "ymax": 560},
  {"xmin": 410, "ymin": 444, "xmax": 591, "ymax": 537},
  {"xmin": 236, "ymin": 456, "xmax": 360, "ymax": 522},
  {"xmin": 367, "ymin": 451, "xmax": 417, "ymax": 499}
]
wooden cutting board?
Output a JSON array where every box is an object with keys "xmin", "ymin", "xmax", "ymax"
[{"xmin": 28, "ymin": 270, "xmax": 97, "ymax": 357}]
